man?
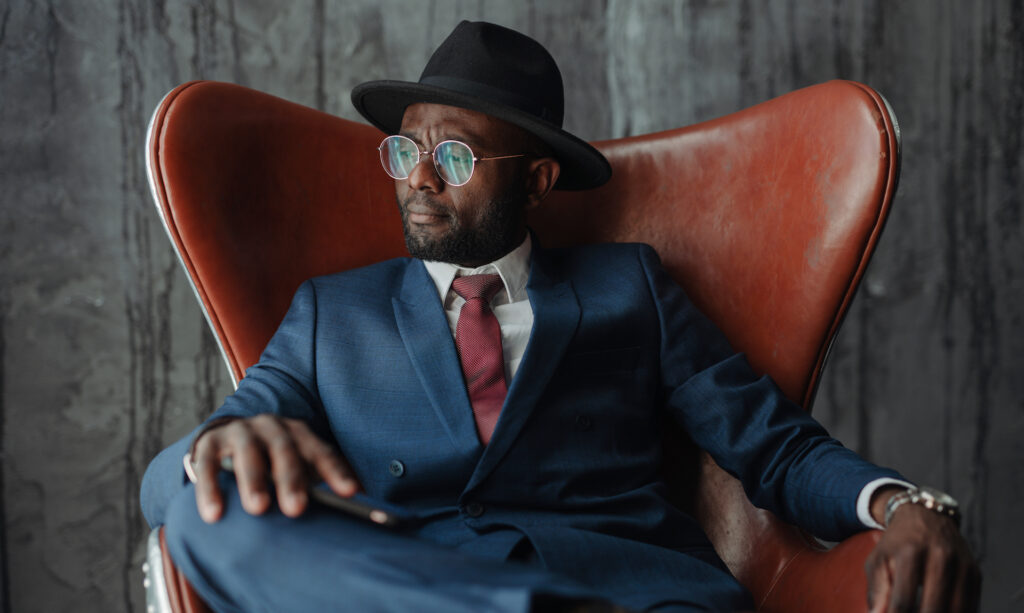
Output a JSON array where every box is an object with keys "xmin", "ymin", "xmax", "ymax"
[{"xmin": 141, "ymin": 21, "xmax": 978, "ymax": 613}]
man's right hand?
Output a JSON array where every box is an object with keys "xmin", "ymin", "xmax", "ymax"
[{"xmin": 190, "ymin": 415, "xmax": 360, "ymax": 523}]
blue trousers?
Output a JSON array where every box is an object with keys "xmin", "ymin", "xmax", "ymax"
[{"xmin": 164, "ymin": 480, "xmax": 748, "ymax": 612}]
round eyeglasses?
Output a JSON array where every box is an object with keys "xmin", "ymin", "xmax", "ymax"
[{"xmin": 378, "ymin": 135, "xmax": 527, "ymax": 187}]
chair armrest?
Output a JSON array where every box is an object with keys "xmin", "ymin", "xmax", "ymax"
[
  {"xmin": 144, "ymin": 528, "xmax": 174, "ymax": 613},
  {"xmin": 149, "ymin": 526, "xmax": 214, "ymax": 613},
  {"xmin": 758, "ymin": 530, "xmax": 883, "ymax": 612}
]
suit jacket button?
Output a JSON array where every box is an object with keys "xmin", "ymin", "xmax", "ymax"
[
  {"xmin": 388, "ymin": 460, "xmax": 405, "ymax": 477},
  {"xmin": 464, "ymin": 502, "xmax": 485, "ymax": 518}
]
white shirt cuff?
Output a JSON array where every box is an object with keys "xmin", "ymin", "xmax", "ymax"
[
  {"xmin": 857, "ymin": 477, "xmax": 915, "ymax": 529},
  {"xmin": 183, "ymin": 452, "xmax": 198, "ymax": 483}
]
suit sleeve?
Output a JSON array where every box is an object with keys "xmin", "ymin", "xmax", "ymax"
[
  {"xmin": 140, "ymin": 280, "xmax": 330, "ymax": 527},
  {"xmin": 637, "ymin": 245, "xmax": 903, "ymax": 541}
]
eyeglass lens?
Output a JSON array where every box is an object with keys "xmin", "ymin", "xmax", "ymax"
[{"xmin": 379, "ymin": 136, "xmax": 476, "ymax": 186}]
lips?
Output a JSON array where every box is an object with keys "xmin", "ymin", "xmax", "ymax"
[
  {"xmin": 403, "ymin": 199, "xmax": 451, "ymax": 226},
  {"xmin": 408, "ymin": 209, "xmax": 445, "ymax": 225}
]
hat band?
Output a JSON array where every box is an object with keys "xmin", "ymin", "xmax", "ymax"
[{"xmin": 419, "ymin": 75, "xmax": 560, "ymax": 125}]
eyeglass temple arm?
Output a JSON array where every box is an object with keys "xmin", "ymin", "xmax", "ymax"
[{"xmin": 476, "ymin": 153, "xmax": 528, "ymax": 162}]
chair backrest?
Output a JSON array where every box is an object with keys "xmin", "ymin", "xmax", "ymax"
[{"xmin": 147, "ymin": 79, "xmax": 899, "ymax": 604}]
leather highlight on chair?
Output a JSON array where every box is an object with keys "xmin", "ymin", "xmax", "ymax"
[{"xmin": 144, "ymin": 79, "xmax": 900, "ymax": 612}]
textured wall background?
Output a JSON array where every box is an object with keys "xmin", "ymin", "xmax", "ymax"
[{"xmin": 1, "ymin": 0, "xmax": 1021, "ymax": 611}]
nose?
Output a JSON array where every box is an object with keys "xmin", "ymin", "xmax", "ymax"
[{"xmin": 406, "ymin": 154, "xmax": 443, "ymax": 193}]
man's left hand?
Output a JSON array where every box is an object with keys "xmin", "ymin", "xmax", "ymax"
[{"xmin": 864, "ymin": 492, "xmax": 980, "ymax": 613}]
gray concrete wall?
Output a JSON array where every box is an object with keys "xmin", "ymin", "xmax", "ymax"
[{"xmin": 0, "ymin": 1, "xmax": 1020, "ymax": 611}]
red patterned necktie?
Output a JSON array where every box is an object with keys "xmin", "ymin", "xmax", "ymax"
[{"xmin": 452, "ymin": 274, "xmax": 508, "ymax": 445}]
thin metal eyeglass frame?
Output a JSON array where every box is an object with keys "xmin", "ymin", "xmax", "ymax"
[{"xmin": 378, "ymin": 135, "xmax": 527, "ymax": 186}]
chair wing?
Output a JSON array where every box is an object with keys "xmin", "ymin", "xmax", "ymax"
[
  {"xmin": 146, "ymin": 81, "xmax": 404, "ymax": 386},
  {"xmin": 535, "ymin": 79, "xmax": 900, "ymax": 408}
]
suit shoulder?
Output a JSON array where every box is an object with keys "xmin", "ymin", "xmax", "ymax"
[
  {"xmin": 533, "ymin": 243, "xmax": 663, "ymax": 290},
  {"xmin": 306, "ymin": 257, "xmax": 415, "ymax": 299},
  {"xmin": 546, "ymin": 241, "xmax": 660, "ymax": 267},
  {"xmin": 550, "ymin": 241, "xmax": 655, "ymax": 255}
]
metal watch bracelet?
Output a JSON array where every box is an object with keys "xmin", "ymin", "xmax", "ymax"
[{"xmin": 884, "ymin": 486, "xmax": 961, "ymax": 527}]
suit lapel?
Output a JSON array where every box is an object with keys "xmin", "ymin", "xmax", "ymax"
[
  {"xmin": 464, "ymin": 246, "xmax": 581, "ymax": 493},
  {"xmin": 392, "ymin": 260, "xmax": 481, "ymax": 460}
]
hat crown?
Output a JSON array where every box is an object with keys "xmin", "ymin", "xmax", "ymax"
[{"xmin": 417, "ymin": 21, "xmax": 564, "ymax": 126}]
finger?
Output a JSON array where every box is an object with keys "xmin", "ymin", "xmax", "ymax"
[
  {"xmin": 226, "ymin": 420, "xmax": 271, "ymax": 516},
  {"xmin": 250, "ymin": 416, "xmax": 308, "ymax": 517},
  {"xmin": 287, "ymin": 421, "xmax": 359, "ymax": 497},
  {"xmin": 919, "ymin": 547, "xmax": 954, "ymax": 613},
  {"xmin": 888, "ymin": 548, "xmax": 925, "ymax": 613},
  {"xmin": 866, "ymin": 553, "xmax": 892, "ymax": 613},
  {"xmin": 948, "ymin": 559, "xmax": 982, "ymax": 613},
  {"xmin": 968, "ymin": 564, "xmax": 982, "ymax": 612},
  {"xmin": 192, "ymin": 432, "xmax": 227, "ymax": 523}
]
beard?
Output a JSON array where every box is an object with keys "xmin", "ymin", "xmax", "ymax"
[{"xmin": 397, "ymin": 184, "xmax": 528, "ymax": 266}]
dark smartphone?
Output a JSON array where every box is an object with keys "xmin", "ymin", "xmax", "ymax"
[
  {"xmin": 309, "ymin": 484, "xmax": 416, "ymax": 530},
  {"xmin": 218, "ymin": 456, "xmax": 414, "ymax": 529}
]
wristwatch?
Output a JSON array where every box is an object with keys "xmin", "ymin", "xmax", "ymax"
[{"xmin": 884, "ymin": 485, "xmax": 961, "ymax": 527}]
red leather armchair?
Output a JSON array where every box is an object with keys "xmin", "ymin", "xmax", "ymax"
[{"xmin": 142, "ymin": 79, "xmax": 900, "ymax": 612}]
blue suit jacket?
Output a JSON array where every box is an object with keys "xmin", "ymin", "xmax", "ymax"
[{"xmin": 142, "ymin": 242, "xmax": 900, "ymax": 608}]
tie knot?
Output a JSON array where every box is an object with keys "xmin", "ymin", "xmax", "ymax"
[{"xmin": 452, "ymin": 274, "xmax": 504, "ymax": 303}]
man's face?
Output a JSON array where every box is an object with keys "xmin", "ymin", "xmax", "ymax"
[{"xmin": 395, "ymin": 103, "xmax": 532, "ymax": 267}]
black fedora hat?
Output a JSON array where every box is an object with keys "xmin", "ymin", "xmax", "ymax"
[{"xmin": 351, "ymin": 21, "xmax": 611, "ymax": 191}]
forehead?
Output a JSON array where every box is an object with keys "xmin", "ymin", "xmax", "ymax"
[{"xmin": 400, "ymin": 103, "xmax": 526, "ymax": 145}]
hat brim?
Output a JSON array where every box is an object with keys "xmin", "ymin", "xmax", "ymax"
[{"xmin": 351, "ymin": 80, "xmax": 611, "ymax": 191}]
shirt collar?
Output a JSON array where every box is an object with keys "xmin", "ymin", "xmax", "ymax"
[{"xmin": 422, "ymin": 234, "xmax": 532, "ymax": 304}]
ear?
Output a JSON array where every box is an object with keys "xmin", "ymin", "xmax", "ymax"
[{"xmin": 524, "ymin": 157, "xmax": 560, "ymax": 211}]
